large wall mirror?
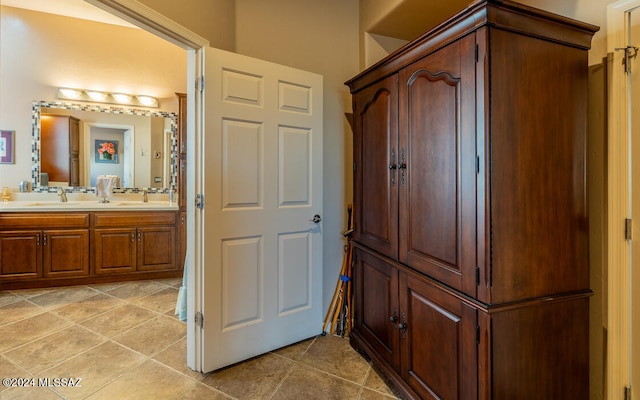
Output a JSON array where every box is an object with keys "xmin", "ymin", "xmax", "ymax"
[{"xmin": 32, "ymin": 101, "xmax": 177, "ymax": 192}]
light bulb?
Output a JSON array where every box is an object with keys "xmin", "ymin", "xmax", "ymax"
[
  {"xmin": 112, "ymin": 93, "xmax": 132, "ymax": 103},
  {"xmin": 86, "ymin": 91, "xmax": 108, "ymax": 101},
  {"xmin": 137, "ymin": 95, "xmax": 157, "ymax": 107},
  {"xmin": 59, "ymin": 88, "xmax": 82, "ymax": 99}
]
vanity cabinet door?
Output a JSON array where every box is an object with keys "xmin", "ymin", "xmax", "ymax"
[
  {"xmin": 94, "ymin": 228, "xmax": 137, "ymax": 274},
  {"xmin": 0, "ymin": 231, "xmax": 41, "ymax": 280},
  {"xmin": 136, "ymin": 226, "xmax": 177, "ymax": 271},
  {"xmin": 43, "ymin": 229, "xmax": 89, "ymax": 278}
]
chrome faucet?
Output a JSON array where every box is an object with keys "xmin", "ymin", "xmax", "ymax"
[
  {"xmin": 57, "ymin": 188, "xmax": 68, "ymax": 203},
  {"xmin": 142, "ymin": 190, "xmax": 148, "ymax": 203}
]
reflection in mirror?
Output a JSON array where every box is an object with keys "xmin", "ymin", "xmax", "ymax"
[{"xmin": 32, "ymin": 101, "xmax": 177, "ymax": 192}]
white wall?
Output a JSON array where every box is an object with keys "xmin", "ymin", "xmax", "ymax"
[
  {"xmin": 89, "ymin": 128, "xmax": 126, "ymax": 186},
  {"xmin": 234, "ymin": 0, "xmax": 361, "ymax": 314},
  {"xmin": 517, "ymin": 0, "xmax": 614, "ymax": 65},
  {"xmin": 0, "ymin": 6, "xmax": 186, "ymax": 190}
]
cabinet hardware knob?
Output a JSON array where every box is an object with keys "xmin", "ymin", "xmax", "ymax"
[
  {"xmin": 399, "ymin": 313, "xmax": 408, "ymax": 336},
  {"xmin": 390, "ymin": 308, "xmax": 398, "ymax": 323}
]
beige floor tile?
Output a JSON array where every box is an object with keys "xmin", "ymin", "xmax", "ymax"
[
  {"xmin": 0, "ymin": 385, "xmax": 62, "ymax": 399},
  {"xmin": 79, "ymin": 303, "xmax": 156, "ymax": 338},
  {"xmin": 0, "ymin": 312, "xmax": 72, "ymax": 353},
  {"xmin": 153, "ymin": 337, "xmax": 205, "ymax": 381},
  {"xmin": 45, "ymin": 341, "xmax": 147, "ymax": 400},
  {"xmin": 271, "ymin": 363, "xmax": 362, "ymax": 400},
  {"xmin": 133, "ymin": 286, "xmax": 180, "ymax": 313},
  {"xmin": 8, "ymin": 287, "xmax": 60, "ymax": 299},
  {"xmin": 86, "ymin": 281, "xmax": 127, "ymax": 293},
  {"xmin": 156, "ymin": 277, "xmax": 182, "ymax": 288},
  {"xmin": 364, "ymin": 367, "xmax": 399, "ymax": 397},
  {"xmin": 175, "ymin": 382, "xmax": 229, "ymax": 400},
  {"xmin": 201, "ymin": 353, "xmax": 294, "ymax": 399},
  {"xmin": 5, "ymin": 325, "xmax": 105, "ymax": 374},
  {"xmin": 1, "ymin": 284, "xmax": 398, "ymax": 400},
  {"xmin": 104, "ymin": 280, "xmax": 167, "ymax": 301},
  {"xmin": 28, "ymin": 285, "xmax": 101, "ymax": 310},
  {"xmin": 113, "ymin": 314, "xmax": 185, "ymax": 356},
  {"xmin": 52, "ymin": 293, "xmax": 126, "ymax": 323},
  {"xmin": 86, "ymin": 359, "xmax": 195, "ymax": 400},
  {"xmin": 271, "ymin": 337, "xmax": 315, "ymax": 361},
  {"xmin": 0, "ymin": 291, "xmax": 21, "ymax": 307},
  {"xmin": 298, "ymin": 334, "xmax": 370, "ymax": 384},
  {"xmin": 202, "ymin": 354, "xmax": 294, "ymax": 400},
  {"xmin": 360, "ymin": 387, "xmax": 400, "ymax": 400},
  {"xmin": 0, "ymin": 355, "xmax": 29, "ymax": 393},
  {"xmin": 0, "ymin": 299, "xmax": 45, "ymax": 327}
]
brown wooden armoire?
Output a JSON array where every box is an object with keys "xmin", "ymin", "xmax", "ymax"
[
  {"xmin": 41, "ymin": 114, "xmax": 80, "ymax": 186},
  {"xmin": 345, "ymin": 1, "xmax": 599, "ymax": 399}
]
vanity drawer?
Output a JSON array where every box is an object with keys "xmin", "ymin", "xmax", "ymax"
[
  {"xmin": 93, "ymin": 211, "xmax": 177, "ymax": 227},
  {"xmin": 0, "ymin": 213, "xmax": 90, "ymax": 229}
]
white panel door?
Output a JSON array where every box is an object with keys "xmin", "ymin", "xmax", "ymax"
[{"xmin": 200, "ymin": 47, "xmax": 323, "ymax": 372}]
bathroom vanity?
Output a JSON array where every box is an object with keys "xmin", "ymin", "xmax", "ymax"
[{"xmin": 0, "ymin": 200, "xmax": 181, "ymax": 289}]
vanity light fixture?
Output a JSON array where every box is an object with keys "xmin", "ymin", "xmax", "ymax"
[
  {"xmin": 58, "ymin": 88, "xmax": 82, "ymax": 99},
  {"xmin": 57, "ymin": 87, "xmax": 158, "ymax": 108},
  {"xmin": 86, "ymin": 90, "xmax": 108, "ymax": 102},
  {"xmin": 112, "ymin": 93, "xmax": 132, "ymax": 104}
]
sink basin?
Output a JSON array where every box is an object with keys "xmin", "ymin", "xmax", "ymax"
[
  {"xmin": 0, "ymin": 200, "xmax": 175, "ymax": 211},
  {"xmin": 114, "ymin": 201, "xmax": 168, "ymax": 207},
  {"xmin": 24, "ymin": 202, "xmax": 81, "ymax": 207}
]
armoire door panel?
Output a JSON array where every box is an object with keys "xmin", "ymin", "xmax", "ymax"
[
  {"xmin": 354, "ymin": 248, "xmax": 400, "ymax": 370},
  {"xmin": 404, "ymin": 68, "xmax": 459, "ymax": 267},
  {"xmin": 487, "ymin": 27, "xmax": 590, "ymax": 302},
  {"xmin": 399, "ymin": 37, "xmax": 477, "ymax": 296},
  {"xmin": 400, "ymin": 272, "xmax": 477, "ymax": 400},
  {"xmin": 354, "ymin": 74, "xmax": 399, "ymax": 259}
]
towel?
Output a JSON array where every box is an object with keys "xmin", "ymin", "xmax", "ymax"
[
  {"xmin": 95, "ymin": 175, "xmax": 116, "ymax": 197},
  {"xmin": 175, "ymin": 253, "xmax": 188, "ymax": 322},
  {"xmin": 106, "ymin": 175, "xmax": 120, "ymax": 187}
]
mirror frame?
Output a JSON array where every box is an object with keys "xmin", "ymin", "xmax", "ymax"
[{"xmin": 32, "ymin": 100, "xmax": 178, "ymax": 193}]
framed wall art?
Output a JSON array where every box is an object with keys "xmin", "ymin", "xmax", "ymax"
[
  {"xmin": 0, "ymin": 130, "xmax": 15, "ymax": 164},
  {"xmin": 95, "ymin": 139, "xmax": 118, "ymax": 164}
]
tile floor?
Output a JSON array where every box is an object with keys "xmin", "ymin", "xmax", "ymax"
[{"xmin": 0, "ymin": 278, "xmax": 401, "ymax": 399}]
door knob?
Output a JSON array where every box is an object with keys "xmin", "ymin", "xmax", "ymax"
[{"xmin": 310, "ymin": 214, "xmax": 322, "ymax": 223}]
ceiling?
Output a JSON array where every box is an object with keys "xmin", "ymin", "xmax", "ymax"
[{"xmin": 0, "ymin": 0, "xmax": 135, "ymax": 27}]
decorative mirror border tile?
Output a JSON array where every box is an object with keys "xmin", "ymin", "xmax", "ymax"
[{"xmin": 32, "ymin": 100, "xmax": 178, "ymax": 194}]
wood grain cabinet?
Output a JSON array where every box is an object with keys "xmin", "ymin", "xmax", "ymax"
[
  {"xmin": 93, "ymin": 211, "xmax": 177, "ymax": 275},
  {"xmin": 41, "ymin": 114, "xmax": 80, "ymax": 186},
  {"xmin": 0, "ymin": 214, "xmax": 90, "ymax": 281},
  {"xmin": 354, "ymin": 247, "xmax": 477, "ymax": 399},
  {"xmin": 0, "ymin": 211, "xmax": 181, "ymax": 289},
  {"xmin": 346, "ymin": 1, "xmax": 598, "ymax": 398}
]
